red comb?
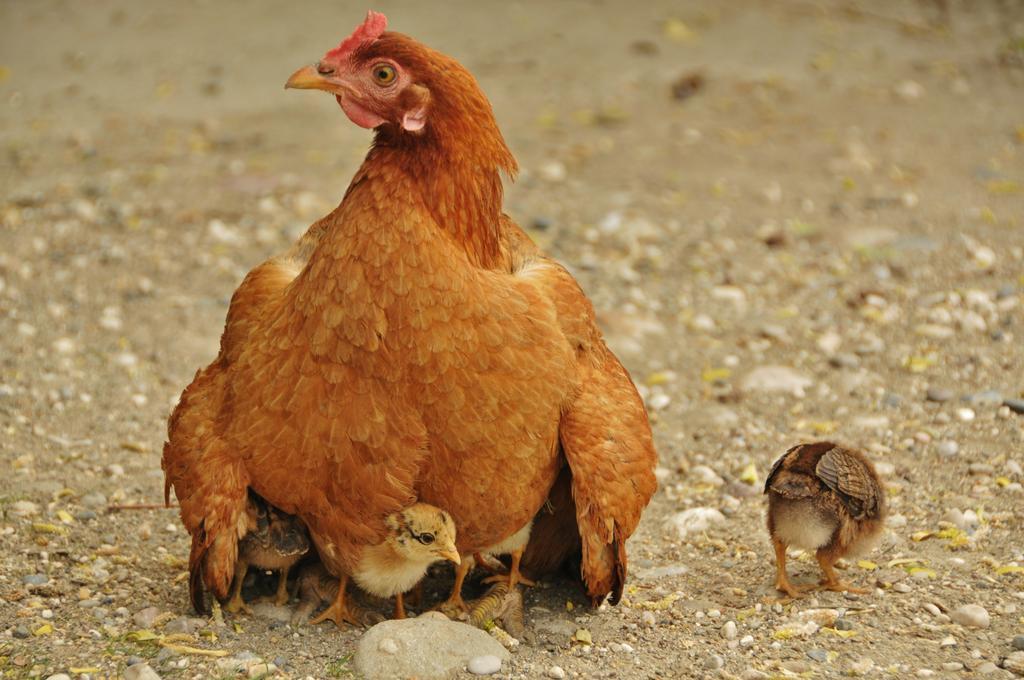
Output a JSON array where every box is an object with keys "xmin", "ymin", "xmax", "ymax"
[{"xmin": 324, "ymin": 10, "xmax": 388, "ymax": 61}]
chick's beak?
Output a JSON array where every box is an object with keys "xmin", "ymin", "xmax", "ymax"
[{"xmin": 438, "ymin": 548, "xmax": 461, "ymax": 565}]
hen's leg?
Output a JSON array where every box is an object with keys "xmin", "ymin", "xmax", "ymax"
[
  {"xmin": 816, "ymin": 549, "xmax": 869, "ymax": 594},
  {"xmin": 393, "ymin": 592, "xmax": 406, "ymax": 620},
  {"xmin": 309, "ymin": 574, "xmax": 366, "ymax": 627},
  {"xmin": 438, "ymin": 556, "xmax": 471, "ymax": 615},
  {"xmin": 482, "ymin": 549, "xmax": 537, "ymax": 588},
  {"xmin": 224, "ymin": 558, "xmax": 252, "ymax": 614},
  {"xmin": 772, "ymin": 539, "xmax": 805, "ymax": 598}
]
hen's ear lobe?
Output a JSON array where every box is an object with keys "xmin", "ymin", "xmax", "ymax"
[
  {"xmin": 399, "ymin": 84, "xmax": 430, "ymax": 132},
  {"xmin": 402, "ymin": 108, "xmax": 427, "ymax": 131}
]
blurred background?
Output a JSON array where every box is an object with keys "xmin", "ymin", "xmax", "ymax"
[{"xmin": 2, "ymin": 1, "xmax": 1024, "ymax": 677}]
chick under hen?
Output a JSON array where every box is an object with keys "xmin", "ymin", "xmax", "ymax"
[
  {"xmin": 765, "ymin": 442, "xmax": 886, "ymax": 597},
  {"xmin": 223, "ymin": 491, "xmax": 310, "ymax": 614},
  {"xmin": 341, "ymin": 502, "xmax": 460, "ymax": 621},
  {"xmin": 291, "ymin": 503, "xmax": 458, "ymax": 623}
]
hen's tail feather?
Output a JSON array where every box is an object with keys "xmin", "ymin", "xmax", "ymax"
[
  {"xmin": 168, "ymin": 431, "xmax": 250, "ymax": 615},
  {"xmin": 578, "ymin": 517, "xmax": 617, "ymax": 606}
]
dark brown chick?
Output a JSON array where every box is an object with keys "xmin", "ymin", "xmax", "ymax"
[
  {"xmin": 224, "ymin": 492, "xmax": 310, "ymax": 614},
  {"xmin": 765, "ymin": 442, "xmax": 886, "ymax": 598}
]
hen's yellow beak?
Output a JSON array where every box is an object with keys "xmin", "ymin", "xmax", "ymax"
[{"xmin": 284, "ymin": 65, "xmax": 332, "ymax": 91}]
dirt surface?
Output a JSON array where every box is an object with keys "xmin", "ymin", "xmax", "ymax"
[{"xmin": 3, "ymin": 1, "xmax": 1024, "ymax": 678}]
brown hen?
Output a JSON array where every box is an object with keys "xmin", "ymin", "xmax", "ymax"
[
  {"xmin": 162, "ymin": 11, "xmax": 656, "ymax": 624},
  {"xmin": 765, "ymin": 442, "xmax": 886, "ymax": 597}
]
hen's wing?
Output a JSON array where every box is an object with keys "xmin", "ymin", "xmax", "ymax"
[
  {"xmin": 163, "ymin": 362, "xmax": 250, "ymax": 612},
  {"xmin": 814, "ymin": 446, "xmax": 882, "ymax": 519},
  {"xmin": 163, "ymin": 258, "xmax": 305, "ymax": 611},
  {"xmin": 525, "ymin": 261, "xmax": 657, "ymax": 605},
  {"xmin": 560, "ymin": 344, "xmax": 657, "ymax": 605}
]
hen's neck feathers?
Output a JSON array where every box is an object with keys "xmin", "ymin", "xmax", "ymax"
[{"xmin": 347, "ymin": 39, "xmax": 517, "ymax": 269}]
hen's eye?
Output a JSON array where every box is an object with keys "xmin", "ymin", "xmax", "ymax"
[
  {"xmin": 372, "ymin": 63, "xmax": 397, "ymax": 85},
  {"xmin": 415, "ymin": 532, "xmax": 435, "ymax": 545}
]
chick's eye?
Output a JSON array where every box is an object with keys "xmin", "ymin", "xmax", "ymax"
[
  {"xmin": 416, "ymin": 532, "xmax": 434, "ymax": 545},
  {"xmin": 372, "ymin": 63, "xmax": 397, "ymax": 85}
]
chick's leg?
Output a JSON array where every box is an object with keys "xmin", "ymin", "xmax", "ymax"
[
  {"xmin": 473, "ymin": 552, "xmax": 497, "ymax": 574},
  {"xmin": 772, "ymin": 539, "xmax": 804, "ymax": 599},
  {"xmin": 406, "ymin": 582, "xmax": 423, "ymax": 610},
  {"xmin": 438, "ymin": 555, "xmax": 472, "ymax": 616},
  {"xmin": 393, "ymin": 592, "xmax": 406, "ymax": 620},
  {"xmin": 816, "ymin": 549, "xmax": 870, "ymax": 594},
  {"xmin": 273, "ymin": 566, "xmax": 292, "ymax": 606},
  {"xmin": 309, "ymin": 574, "xmax": 366, "ymax": 627},
  {"xmin": 482, "ymin": 549, "xmax": 537, "ymax": 589},
  {"xmin": 224, "ymin": 558, "xmax": 252, "ymax": 614}
]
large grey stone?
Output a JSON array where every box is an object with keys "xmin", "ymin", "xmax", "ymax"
[{"xmin": 354, "ymin": 617, "xmax": 510, "ymax": 680}]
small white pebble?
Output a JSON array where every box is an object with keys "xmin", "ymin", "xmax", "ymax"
[
  {"xmin": 547, "ymin": 666, "xmax": 566, "ymax": 679},
  {"xmin": 956, "ymin": 408, "xmax": 975, "ymax": 422},
  {"xmin": 467, "ymin": 655, "xmax": 501, "ymax": 675}
]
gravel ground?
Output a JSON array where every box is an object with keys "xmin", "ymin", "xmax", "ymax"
[{"xmin": 2, "ymin": 1, "xmax": 1024, "ymax": 678}]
